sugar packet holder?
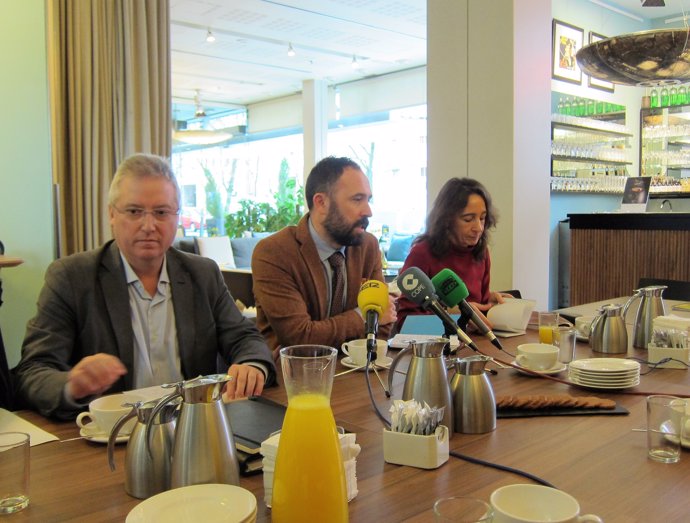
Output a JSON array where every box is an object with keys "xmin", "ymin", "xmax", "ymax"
[{"xmin": 382, "ymin": 425, "xmax": 449, "ymax": 469}]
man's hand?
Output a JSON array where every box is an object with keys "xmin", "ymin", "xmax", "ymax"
[
  {"xmin": 67, "ymin": 354, "xmax": 127, "ymax": 400},
  {"xmin": 380, "ymin": 293, "xmax": 398, "ymax": 325},
  {"xmin": 223, "ymin": 363, "xmax": 266, "ymax": 401}
]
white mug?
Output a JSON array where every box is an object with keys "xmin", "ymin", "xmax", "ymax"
[
  {"xmin": 490, "ymin": 484, "xmax": 602, "ymax": 523},
  {"xmin": 574, "ymin": 316, "xmax": 595, "ymax": 338},
  {"xmin": 516, "ymin": 343, "xmax": 559, "ymax": 371},
  {"xmin": 75, "ymin": 393, "xmax": 144, "ymax": 435},
  {"xmin": 341, "ymin": 339, "xmax": 388, "ymax": 366}
]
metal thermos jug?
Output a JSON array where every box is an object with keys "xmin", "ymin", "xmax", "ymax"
[
  {"xmin": 387, "ymin": 338, "xmax": 454, "ymax": 437},
  {"xmin": 146, "ymin": 374, "xmax": 240, "ymax": 488},
  {"xmin": 450, "ymin": 355, "xmax": 496, "ymax": 434},
  {"xmin": 107, "ymin": 398, "xmax": 178, "ymax": 499},
  {"xmin": 589, "ymin": 304, "xmax": 628, "ymax": 354},
  {"xmin": 622, "ymin": 285, "xmax": 667, "ymax": 349}
]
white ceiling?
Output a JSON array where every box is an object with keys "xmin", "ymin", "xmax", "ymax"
[
  {"xmin": 169, "ymin": 0, "xmax": 690, "ymax": 118},
  {"xmin": 170, "ymin": 0, "xmax": 426, "ymax": 115}
]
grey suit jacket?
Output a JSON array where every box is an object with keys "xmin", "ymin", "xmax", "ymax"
[{"xmin": 14, "ymin": 241, "xmax": 275, "ymax": 419}]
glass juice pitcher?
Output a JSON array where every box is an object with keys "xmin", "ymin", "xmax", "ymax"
[{"xmin": 271, "ymin": 345, "xmax": 348, "ymax": 522}]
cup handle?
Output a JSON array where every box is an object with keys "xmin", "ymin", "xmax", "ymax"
[
  {"xmin": 341, "ymin": 344, "xmax": 350, "ymax": 357},
  {"xmin": 577, "ymin": 515, "xmax": 603, "ymax": 523},
  {"xmin": 516, "ymin": 354, "xmax": 527, "ymax": 367},
  {"xmin": 76, "ymin": 411, "xmax": 93, "ymax": 429}
]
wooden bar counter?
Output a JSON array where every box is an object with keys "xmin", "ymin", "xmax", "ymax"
[
  {"xmin": 568, "ymin": 212, "xmax": 690, "ymax": 305},
  {"xmin": 9, "ymin": 328, "xmax": 690, "ymax": 522}
]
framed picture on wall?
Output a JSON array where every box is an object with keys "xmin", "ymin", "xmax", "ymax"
[
  {"xmin": 587, "ymin": 32, "xmax": 615, "ymax": 92},
  {"xmin": 552, "ymin": 19, "xmax": 583, "ymax": 85}
]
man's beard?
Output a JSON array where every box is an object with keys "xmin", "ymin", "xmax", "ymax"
[{"xmin": 323, "ymin": 204, "xmax": 369, "ymax": 246}]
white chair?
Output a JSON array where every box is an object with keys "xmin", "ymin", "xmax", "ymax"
[{"xmin": 194, "ymin": 236, "xmax": 236, "ymax": 269}]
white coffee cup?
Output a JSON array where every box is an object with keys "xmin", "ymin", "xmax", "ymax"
[
  {"xmin": 75, "ymin": 393, "xmax": 144, "ymax": 435},
  {"xmin": 490, "ymin": 484, "xmax": 603, "ymax": 523},
  {"xmin": 341, "ymin": 339, "xmax": 388, "ymax": 366},
  {"xmin": 516, "ymin": 343, "xmax": 559, "ymax": 371},
  {"xmin": 574, "ymin": 316, "xmax": 595, "ymax": 338}
]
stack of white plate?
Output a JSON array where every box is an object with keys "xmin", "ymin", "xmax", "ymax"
[{"xmin": 568, "ymin": 358, "xmax": 641, "ymax": 390}]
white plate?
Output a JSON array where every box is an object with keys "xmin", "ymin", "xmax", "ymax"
[
  {"xmin": 569, "ymin": 376, "xmax": 640, "ymax": 390},
  {"xmin": 79, "ymin": 422, "xmax": 129, "ymax": 444},
  {"xmin": 569, "ymin": 358, "xmax": 641, "ymax": 373},
  {"xmin": 341, "ymin": 356, "xmax": 393, "ymax": 370},
  {"xmin": 576, "ymin": 334, "xmax": 589, "ymax": 343},
  {"xmin": 567, "ymin": 375, "xmax": 639, "ymax": 386},
  {"xmin": 568, "ymin": 368, "xmax": 639, "ymax": 380},
  {"xmin": 126, "ymin": 484, "xmax": 257, "ymax": 523},
  {"xmin": 512, "ymin": 360, "xmax": 567, "ymax": 376}
]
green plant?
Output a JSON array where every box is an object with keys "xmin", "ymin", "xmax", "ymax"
[{"xmin": 224, "ymin": 160, "xmax": 304, "ymax": 238}]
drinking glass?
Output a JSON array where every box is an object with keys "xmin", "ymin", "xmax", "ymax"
[
  {"xmin": 0, "ymin": 432, "xmax": 30, "ymax": 514},
  {"xmin": 433, "ymin": 496, "xmax": 494, "ymax": 522},
  {"xmin": 646, "ymin": 395, "xmax": 686, "ymax": 463},
  {"xmin": 538, "ymin": 312, "xmax": 559, "ymax": 344}
]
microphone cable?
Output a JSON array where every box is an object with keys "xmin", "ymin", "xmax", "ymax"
[
  {"xmin": 449, "ymin": 449, "xmax": 557, "ymax": 489},
  {"xmin": 364, "ymin": 362, "xmax": 392, "ymax": 429}
]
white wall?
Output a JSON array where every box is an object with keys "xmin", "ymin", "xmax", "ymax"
[
  {"xmin": 428, "ymin": 0, "xmax": 552, "ymax": 307},
  {"xmin": 0, "ymin": 0, "xmax": 54, "ymax": 367}
]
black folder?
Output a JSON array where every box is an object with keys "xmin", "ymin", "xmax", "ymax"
[{"xmin": 225, "ymin": 396, "xmax": 287, "ymax": 455}]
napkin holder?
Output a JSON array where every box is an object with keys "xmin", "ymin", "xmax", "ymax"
[
  {"xmin": 648, "ymin": 343, "xmax": 690, "ymax": 370},
  {"xmin": 382, "ymin": 425, "xmax": 449, "ymax": 469}
]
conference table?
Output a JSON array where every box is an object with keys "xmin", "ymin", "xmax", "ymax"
[{"xmin": 10, "ymin": 300, "xmax": 690, "ymax": 522}]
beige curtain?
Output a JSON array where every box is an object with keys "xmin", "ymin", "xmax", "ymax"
[{"xmin": 48, "ymin": 0, "xmax": 171, "ymax": 256}]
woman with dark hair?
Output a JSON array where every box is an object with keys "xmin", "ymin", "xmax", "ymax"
[{"xmin": 396, "ymin": 177, "xmax": 507, "ymax": 331}]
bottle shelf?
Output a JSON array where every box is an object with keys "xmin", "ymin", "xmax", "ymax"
[{"xmin": 552, "ymin": 155, "xmax": 631, "ymax": 166}]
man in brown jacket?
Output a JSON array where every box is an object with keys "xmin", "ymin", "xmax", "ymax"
[{"xmin": 252, "ymin": 156, "xmax": 396, "ymax": 355}]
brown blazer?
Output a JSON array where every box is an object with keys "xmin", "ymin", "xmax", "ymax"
[{"xmin": 252, "ymin": 215, "xmax": 391, "ymax": 354}]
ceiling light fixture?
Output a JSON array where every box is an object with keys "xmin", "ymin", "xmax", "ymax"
[
  {"xmin": 172, "ymin": 90, "xmax": 232, "ymax": 145},
  {"xmin": 206, "ymin": 29, "xmax": 216, "ymax": 43},
  {"xmin": 287, "ymin": 43, "xmax": 296, "ymax": 57},
  {"xmin": 577, "ymin": 28, "xmax": 690, "ymax": 86},
  {"xmin": 351, "ymin": 55, "xmax": 360, "ymax": 70}
]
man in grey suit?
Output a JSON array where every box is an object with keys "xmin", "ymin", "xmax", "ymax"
[{"xmin": 15, "ymin": 154, "xmax": 275, "ymax": 419}]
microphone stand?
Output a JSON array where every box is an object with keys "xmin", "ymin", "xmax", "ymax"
[{"xmin": 366, "ymin": 339, "xmax": 391, "ymax": 398}]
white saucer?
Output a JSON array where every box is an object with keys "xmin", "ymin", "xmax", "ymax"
[
  {"xmin": 512, "ymin": 360, "xmax": 567, "ymax": 376},
  {"xmin": 126, "ymin": 484, "xmax": 257, "ymax": 523},
  {"xmin": 78, "ymin": 421, "xmax": 129, "ymax": 444},
  {"xmin": 341, "ymin": 356, "xmax": 393, "ymax": 370},
  {"xmin": 576, "ymin": 334, "xmax": 589, "ymax": 343}
]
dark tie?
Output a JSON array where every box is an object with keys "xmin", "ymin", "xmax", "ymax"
[{"xmin": 328, "ymin": 251, "xmax": 345, "ymax": 316}]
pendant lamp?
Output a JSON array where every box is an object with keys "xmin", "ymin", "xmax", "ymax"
[{"xmin": 576, "ymin": 28, "xmax": 690, "ymax": 87}]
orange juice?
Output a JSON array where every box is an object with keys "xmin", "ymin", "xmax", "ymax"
[
  {"xmin": 271, "ymin": 393, "xmax": 348, "ymax": 523},
  {"xmin": 539, "ymin": 326, "xmax": 554, "ymax": 344}
]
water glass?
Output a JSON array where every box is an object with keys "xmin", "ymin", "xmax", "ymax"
[
  {"xmin": 646, "ymin": 395, "xmax": 686, "ymax": 463},
  {"xmin": 0, "ymin": 432, "xmax": 30, "ymax": 514},
  {"xmin": 433, "ymin": 496, "xmax": 494, "ymax": 522},
  {"xmin": 552, "ymin": 326, "xmax": 577, "ymax": 364}
]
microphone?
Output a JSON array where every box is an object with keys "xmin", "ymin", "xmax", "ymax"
[
  {"xmin": 431, "ymin": 268, "xmax": 504, "ymax": 351},
  {"xmin": 396, "ymin": 267, "xmax": 479, "ymax": 352},
  {"xmin": 357, "ymin": 280, "xmax": 389, "ymax": 362}
]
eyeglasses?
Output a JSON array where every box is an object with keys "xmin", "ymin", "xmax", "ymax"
[{"xmin": 112, "ymin": 205, "xmax": 180, "ymax": 221}]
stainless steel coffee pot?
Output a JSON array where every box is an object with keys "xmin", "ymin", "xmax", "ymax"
[
  {"xmin": 387, "ymin": 338, "xmax": 454, "ymax": 437},
  {"xmin": 449, "ymin": 355, "xmax": 496, "ymax": 434},
  {"xmin": 589, "ymin": 303, "xmax": 628, "ymax": 354},
  {"xmin": 146, "ymin": 374, "xmax": 240, "ymax": 488},
  {"xmin": 107, "ymin": 398, "xmax": 178, "ymax": 499},
  {"xmin": 622, "ymin": 285, "xmax": 667, "ymax": 349}
]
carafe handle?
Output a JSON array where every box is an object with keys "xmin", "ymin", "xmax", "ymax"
[
  {"xmin": 387, "ymin": 345, "xmax": 412, "ymax": 394},
  {"xmin": 107, "ymin": 406, "xmax": 137, "ymax": 471},
  {"xmin": 145, "ymin": 389, "xmax": 181, "ymax": 459},
  {"xmin": 622, "ymin": 288, "xmax": 643, "ymax": 320}
]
